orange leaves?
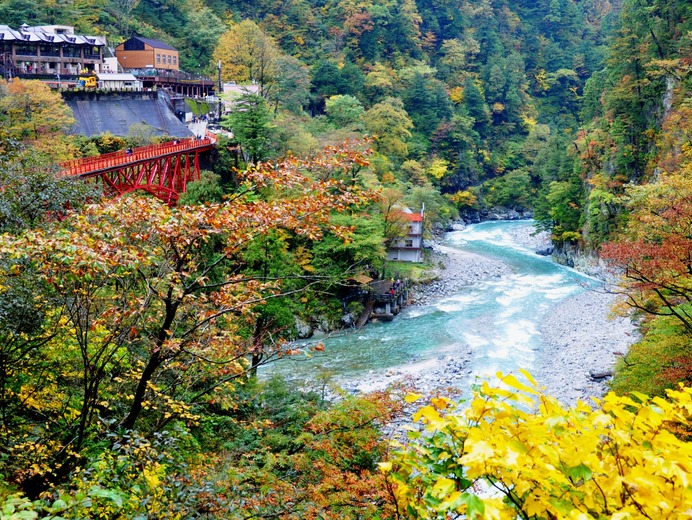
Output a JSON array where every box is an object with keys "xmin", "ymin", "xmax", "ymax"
[
  {"xmin": 0, "ymin": 139, "xmax": 378, "ymax": 449},
  {"xmin": 600, "ymin": 166, "xmax": 692, "ymax": 333}
]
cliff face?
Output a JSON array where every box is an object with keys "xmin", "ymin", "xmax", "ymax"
[{"xmin": 63, "ymin": 91, "xmax": 193, "ymax": 138}]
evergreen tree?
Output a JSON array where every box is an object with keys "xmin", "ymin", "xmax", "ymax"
[{"xmin": 224, "ymin": 94, "xmax": 274, "ymax": 164}]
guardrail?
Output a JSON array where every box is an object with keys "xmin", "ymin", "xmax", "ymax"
[{"xmin": 60, "ymin": 135, "xmax": 216, "ymax": 177}]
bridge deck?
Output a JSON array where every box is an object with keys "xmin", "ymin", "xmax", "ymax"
[{"xmin": 60, "ymin": 135, "xmax": 216, "ymax": 178}]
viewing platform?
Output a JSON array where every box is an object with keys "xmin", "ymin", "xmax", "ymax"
[{"xmin": 369, "ymin": 279, "xmax": 410, "ymax": 322}]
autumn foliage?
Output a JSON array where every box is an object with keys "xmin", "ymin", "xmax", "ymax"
[
  {"xmin": 600, "ymin": 168, "xmax": 692, "ymax": 335},
  {"xmin": 0, "ymin": 79, "xmax": 77, "ymax": 161},
  {"xmin": 383, "ymin": 371, "xmax": 692, "ymax": 519},
  {"xmin": 0, "ymin": 143, "xmax": 374, "ymax": 493}
]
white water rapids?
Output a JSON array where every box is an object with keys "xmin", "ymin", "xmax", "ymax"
[{"xmin": 266, "ymin": 221, "xmax": 620, "ymax": 398}]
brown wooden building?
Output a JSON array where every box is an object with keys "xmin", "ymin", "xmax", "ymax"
[{"xmin": 115, "ymin": 36, "xmax": 179, "ymax": 71}]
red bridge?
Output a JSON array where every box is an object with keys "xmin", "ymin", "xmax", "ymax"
[{"xmin": 60, "ymin": 135, "xmax": 216, "ymax": 205}]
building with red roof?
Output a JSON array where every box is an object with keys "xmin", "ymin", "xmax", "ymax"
[{"xmin": 387, "ymin": 208, "xmax": 424, "ymax": 262}]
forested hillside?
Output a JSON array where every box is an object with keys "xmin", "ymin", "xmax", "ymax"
[
  {"xmin": 1, "ymin": 0, "xmax": 692, "ymax": 517},
  {"xmin": 3, "ymin": 0, "xmax": 619, "ymax": 219}
]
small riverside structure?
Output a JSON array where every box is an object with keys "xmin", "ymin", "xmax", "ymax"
[{"xmin": 369, "ymin": 279, "xmax": 410, "ymax": 322}]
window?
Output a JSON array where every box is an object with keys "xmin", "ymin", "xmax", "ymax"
[
  {"xmin": 405, "ymin": 240, "xmax": 414, "ymax": 248},
  {"xmin": 156, "ymin": 54, "xmax": 160, "ymax": 64},
  {"xmin": 15, "ymin": 44, "xmax": 37, "ymax": 56},
  {"xmin": 173, "ymin": 56, "xmax": 177, "ymax": 65},
  {"xmin": 40, "ymin": 44, "xmax": 60, "ymax": 57},
  {"xmin": 63, "ymin": 45, "xmax": 81, "ymax": 58},
  {"xmin": 167, "ymin": 55, "xmax": 171, "ymax": 64}
]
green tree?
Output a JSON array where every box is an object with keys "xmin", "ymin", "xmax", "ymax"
[
  {"xmin": 311, "ymin": 59, "xmax": 365, "ymax": 102},
  {"xmin": 364, "ymin": 97, "xmax": 413, "ymax": 162},
  {"xmin": 177, "ymin": 171, "xmax": 225, "ymax": 205},
  {"xmin": 437, "ymin": 37, "xmax": 480, "ymax": 87},
  {"xmin": 403, "ymin": 73, "xmax": 453, "ymax": 138},
  {"xmin": 311, "ymin": 212, "xmax": 386, "ymax": 278},
  {"xmin": 0, "ymin": 142, "xmax": 95, "ymax": 233},
  {"xmin": 109, "ymin": 0, "xmax": 139, "ymax": 36},
  {"xmin": 223, "ymin": 93, "xmax": 274, "ymax": 164},
  {"xmin": 179, "ymin": 3, "xmax": 225, "ymax": 72},
  {"xmin": 268, "ymin": 55, "xmax": 311, "ymax": 113},
  {"xmin": 461, "ymin": 77, "xmax": 490, "ymax": 132},
  {"xmin": 482, "ymin": 169, "xmax": 534, "ymax": 210},
  {"xmin": 324, "ymin": 94, "xmax": 364, "ymax": 128},
  {"xmin": 364, "ymin": 63, "xmax": 398, "ymax": 104}
]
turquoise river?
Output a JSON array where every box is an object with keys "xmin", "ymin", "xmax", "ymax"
[{"xmin": 266, "ymin": 220, "xmax": 601, "ymax": 391}]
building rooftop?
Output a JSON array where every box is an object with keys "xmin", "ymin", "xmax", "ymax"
[
  {"xmin": 128, "ymin": 36, "xmax": 177, "ymax": 51},
  {"xmin": 96, "ymin": 73, "xmax": 137, "ymax": 81},
  {"xmin": 0, "ymin": 24, "xmax": 105, "ymax": 45}
]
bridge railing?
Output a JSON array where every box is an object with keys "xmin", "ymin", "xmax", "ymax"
[{"xmin": 60, "ymin": 136, "xmax": 216, "ymax": 177}]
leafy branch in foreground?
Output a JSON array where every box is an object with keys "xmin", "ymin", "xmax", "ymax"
[{"xmin": 383, "ymin": 370, "xmax": 692, "ymax": 519}]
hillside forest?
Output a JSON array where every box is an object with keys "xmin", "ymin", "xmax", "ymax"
[{"xmin": 1, "ymin": 0, "xmax": 692, "ymax": 517}]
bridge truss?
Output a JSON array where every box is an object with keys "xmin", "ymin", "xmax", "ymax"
[{"xmin": 60, "ymin": 136, "xmax": 216, "ymax": 205}]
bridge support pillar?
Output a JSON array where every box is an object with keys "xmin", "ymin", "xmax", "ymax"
[{"xmin": 61, "ymin": 137, "xmax": 214, "ymax": 206}]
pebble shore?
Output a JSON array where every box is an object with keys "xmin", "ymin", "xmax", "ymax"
[
  {"xmin": 348, "ymin": 224, "xmax": 638, "ymax": 407},
  {"xmin": 537, "ymin": 288, "xmax": 637, "ymax": 405}
]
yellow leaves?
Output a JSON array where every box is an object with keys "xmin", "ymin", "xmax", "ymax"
[
  {"xmin": 499, "ymin": 371, "xmax": 540, "ymax": 395},
  {"xmin": 142, "ymin": 467, "xmax": 161, "ymax": 489},
  {"xmin": 293, "ymin": 245, "xmax": 315, "ymax": 273},
  {"xmin": 535, "ymin": 69, "xmax": 551, "ymax": 91},
  {"xmin": 404, "ymin": 392, "xmax": 423, "ymax": 403},
  {"xmin": 447, "ymin": 189, "xmax": 477, "ymax": 209},
  {"xmin": 426, "ymin": 158, "xmax": 449, "ymax": 180},
  {"xmin": 449, "ymin": 86, "xmax": 464, "ymax": 104},
  {"xmin": 460, "ymin": 439, "xmax": 495, "ymax": 466},
  {"xmin": 430, "ymin": 477, "xmax": 456, "ymax": 498},
  {"xmin": 431, "ymin": 396, "xmax": 451, "ymax": 410},
  {"xmin": 387, "ymin": 372, "xmax": 692, "ymax": 519},
  {"xmin": 378, "ymin": 461, "xmax": 393, "ymax": 473},
  {"xmin": 413, "ymin": 405, "xmax": 447, "ymax": 429}
]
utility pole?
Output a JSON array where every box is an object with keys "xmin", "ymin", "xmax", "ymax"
[{"xmin": 217, "ymin": 60, "xmax": 222, "ymax": 122}]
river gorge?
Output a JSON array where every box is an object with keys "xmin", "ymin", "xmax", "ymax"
[{"xmin": 268, "ymin": 220, "xmax": 638, "ymax": 405}]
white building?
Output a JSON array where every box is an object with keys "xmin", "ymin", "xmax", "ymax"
[
  {"xmin": 0, "ymin": 24, "xmax": 106, "ymax": 77},
  {"xmin": 96, "ymin": 72, "xmax": 141, "ymax": 90},
  {"xmin": 386, "ymin": 208, "xmax": 424, "ymax": 263}
]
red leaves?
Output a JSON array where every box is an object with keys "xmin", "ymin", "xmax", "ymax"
[{"xmin": 600, "ymin": 168, "xmax": 692, "ymax": 332}]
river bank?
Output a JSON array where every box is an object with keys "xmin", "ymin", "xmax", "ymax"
[{"xmin": 345, "ymin": 223, "xmax": 638, "ymax": 406}]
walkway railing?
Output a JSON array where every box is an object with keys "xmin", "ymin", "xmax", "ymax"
[
  {"xmin": 60, "ymin": 135, "xmax": 216, "ymax": 178},
  {"xmin": 371, "ymin": 279, "xmax": 410, "ymax": 303}
]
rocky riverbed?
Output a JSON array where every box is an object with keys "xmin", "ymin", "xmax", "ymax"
[
  {"xmin": 346, "ymin": 223, "xmax": 639, "ymax": 407},
  {"xmin": 537, "ymin": 288, "xmax": 637, "ymax": 405},
  {"xmin": 409, "ymin": 244, "xmax": 511, "ymax": 305}
]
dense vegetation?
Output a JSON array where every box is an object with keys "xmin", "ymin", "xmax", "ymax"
[{"xmin": 1, "ymin": 0, "xmax": 692, "ymax": 516}]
